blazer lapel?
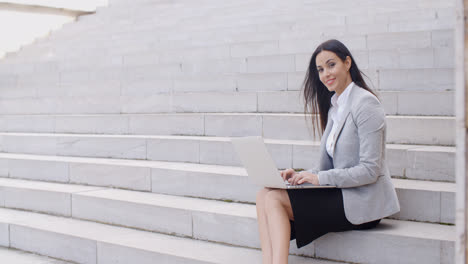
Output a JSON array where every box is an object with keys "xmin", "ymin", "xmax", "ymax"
[
  {"xmin": 331, "ymin": 84, "xmax": 358, "ymax": 153},
  {"xmin": 332, "ymin": 109, "xmax": 351, "ymax": 146}
]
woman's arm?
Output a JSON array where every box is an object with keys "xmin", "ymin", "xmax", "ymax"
[{"xmin": 317, "ymin": 95, "xmax": 385, "ymax": 188}]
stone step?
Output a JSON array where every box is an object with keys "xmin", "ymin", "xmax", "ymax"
[
  {"xmin": 164, "ymin": 34, "xmax": 451, "ymax": 64},
  {"xmin": 106, "ymin": 0, "xmax": 451, "ymax": 18},
  {"xmin": 5, "ymin": 12, "xmax": 453, "ymax": 53},
  {"xmin": 4, "ymin": 30, "xmax": 453, "ymax": 56},
  {"xmin": 0, "ymin": 207, "xmax": 336, "ymax": 264},
  {"xmin": 0, "ymin": 246, "xmax": 73, "ymax": 264},
  {"xmin": 0, "ymin": 90, "xmax": 454, "ymax": 116},
  {"xmin": 0, "ymin": 65, "xmax": 455, "ymax": 96},
  {"xmin": 0, "ymin": 113, "xmax": 455, "ymax": 145},
  {"xmin": 32, "ymin": 28, "xmax": 454, "ymax": 59},
  {"xmin": 171, "ymin": 13, "xmax": 453, "ymax": 36},
  {"xmin": 38, "ymin": 4, "xmax": 453, "ymax": 39},
  {"xmin": 9, "ymin": 33, "xmax": 453, "ymax": 69},
  {"xmin": 2, "ymin": 0, "xmax": 454, "ymax": 64},
  {"xmin": 0, "ymin": 154, "xmax": 455, "ymax": 224},
  {"xmin": 27, "ymin": 28, "xmax": 453, "ymax": 68},
  {"xmin": 108, "ymin": 0, "xmax": 451, "ymax": 9},
  {"xmin": 182, "ymin": 26, "xmax": 453, "ymax": 51},
  {"xmin": 0, "ymin": 182, "xmax": 455, "ymax": 263},
  {"xmin": 0, "ymin": 133, "xmax": 454, "ymax": 182},
  {"xmin": 3, "ymin": 40, "xmax": 454, "ymax": 64},
  {"xmin": 44, "ymin": 10, "xmax": 454, "ymax": 48}
]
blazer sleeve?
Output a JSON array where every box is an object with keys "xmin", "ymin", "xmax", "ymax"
[{"xmin": 317, "ymin": 95, "xmax": 385, "ymax": 188}]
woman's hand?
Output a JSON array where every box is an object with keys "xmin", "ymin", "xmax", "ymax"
[
  {"xmin": 280, "ymin": 168, "xmax": 296, "ymax": 182},
  {"xmin": 289, "ymin": 171, "xmax": 320, "ymax": 186}
]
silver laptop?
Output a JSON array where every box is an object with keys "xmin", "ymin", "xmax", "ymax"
[{"xmin": 231, "ymin": 136, "xmax": 335, "ymax": 189}]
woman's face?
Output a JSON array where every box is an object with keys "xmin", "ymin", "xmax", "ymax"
[{"xmin": 315, "ymin": 50, "xmax": 352, "ymax": 96}]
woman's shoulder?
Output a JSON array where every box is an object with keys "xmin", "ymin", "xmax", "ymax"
[
  {"xmin": 351, "ymin": 86, "xmax": 381, "ymax": 108},
  {"xmin": 350, "ymin": 86, "xmax": 385, "ymax": 119},
  {"xmin": 352, "ymin": 85, "xmax": 379, "ymax": 101}
]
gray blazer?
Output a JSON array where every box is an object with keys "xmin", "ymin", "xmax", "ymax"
[{"xmin": 308, "ymin": 84, "xmax": 400, "ymax": 225}]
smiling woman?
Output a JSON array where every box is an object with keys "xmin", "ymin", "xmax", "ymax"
[
  {"xmin": 255, "ymin": 39, "xmax": 400, "ymax": 264},
  {"xmin": 304, "ymin": 39, "xmax": 378, "ymax": 137},
  {"xmin": 316, "ymin": 50, "xmax": 352, "ymax": 96}
]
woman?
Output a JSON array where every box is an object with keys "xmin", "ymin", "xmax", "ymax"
[{"xmin": 255, "ymin": 39, "xmax": 400, "ymax": 264}]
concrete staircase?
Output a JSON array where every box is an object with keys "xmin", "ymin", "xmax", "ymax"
[
  {"xmin": 0, "ymin": 246, "xmax": 72, "ymax": 264},
  {"xmin": 0, "ymin": 0, "xmax": 456, "ymax": 263}
]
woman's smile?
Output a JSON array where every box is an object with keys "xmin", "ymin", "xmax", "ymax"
[{"xmin": 326, "ymin": 78, "xmax": 335, "ymax": 86}]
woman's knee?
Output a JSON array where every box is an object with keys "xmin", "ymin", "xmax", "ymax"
[
  {"xmin": 264, "ymin": 189, "xmax": 285, "ymax": 209},
  {"xmin": 256, "ymin": 188, "xmax": 272, "ymax": 208}
]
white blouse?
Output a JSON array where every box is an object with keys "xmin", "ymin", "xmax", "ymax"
[{"xmin": 326, "ymin": 82, "xmax": 355, "ymax": 158}]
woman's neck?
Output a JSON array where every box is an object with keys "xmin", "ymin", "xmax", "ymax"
[{"xmin": 335, "ymin": 79, "xmax": 353, "ymax": 97}]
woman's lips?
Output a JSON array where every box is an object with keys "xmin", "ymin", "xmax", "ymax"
[{"xmin": 326, "ymin": 78, "xmax": 335, "ymax": 85}]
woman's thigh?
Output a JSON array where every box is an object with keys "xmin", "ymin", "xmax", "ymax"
[{"xmin": 265, "ymin": 189, "xmax": 294, "ymax": 221}]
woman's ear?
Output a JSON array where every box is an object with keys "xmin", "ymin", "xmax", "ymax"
[{"xmin": 345, "ymin": 56, "xmax": 352, "ymax": 71}]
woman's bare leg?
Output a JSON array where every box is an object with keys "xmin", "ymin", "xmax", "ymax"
[
  {"xmin": 264, "ymin": 189, "xmax": 294, "ymax": 264},
  {"xmin": 256, "ymin": 188, "xmax": 274, "ymax": 263}
]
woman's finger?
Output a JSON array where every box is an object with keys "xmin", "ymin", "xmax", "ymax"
[
  {"xmin": 291, "ymin": 176, "xmax": 297, "ymax": 185},
  {"xmin": 292, "ymin": 174, "xmax": 303, "ymax": 185},
  {"xmin": 297, "ymin": 173, "xmax": 311, "ymax": 185},
  {"xmin": 299, "ymin": 175, "xmax": 306, "ymax": 185},
  {"xmin": 288, "ymin": 173, "xmax": 296, "ymax": 183},
  {"xmin": 298, "ymin": 177, "xmax": 306, "ymax": 184}
]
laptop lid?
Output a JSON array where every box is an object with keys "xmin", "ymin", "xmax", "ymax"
[{"xmin": 231, "ymin": 136, "xmax": 287, "ymax": 189}]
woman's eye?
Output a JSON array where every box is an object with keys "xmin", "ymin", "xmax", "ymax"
[
  {"xmin": 317, "ymin": 68, "xmax": 323, "ymax": 73},
  {"xmin": 329, "ymin": 63, "xmax": 335, "ymax": 67}
]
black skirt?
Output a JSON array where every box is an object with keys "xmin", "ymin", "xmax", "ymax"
[{"xmin": 287, "ymin": 187, "xmax": 381, "ymax": 248}]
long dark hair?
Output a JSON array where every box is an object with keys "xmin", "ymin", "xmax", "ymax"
[{"xmin": 303, "ymin": 39, "xmax": 376, "ymax": 138}]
